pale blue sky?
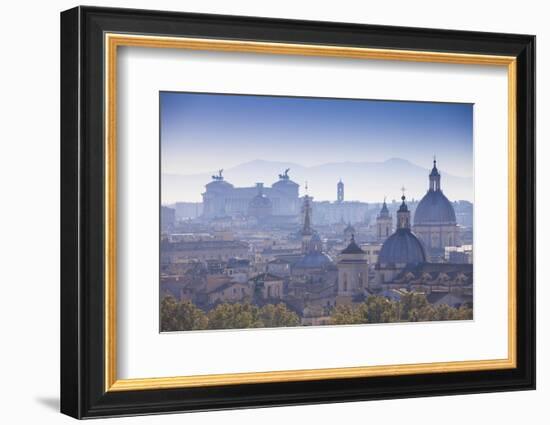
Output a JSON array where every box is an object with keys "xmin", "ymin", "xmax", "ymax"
[{"xmin": 160, "ymin": 91, "xmax": 473, "ymax": 178}]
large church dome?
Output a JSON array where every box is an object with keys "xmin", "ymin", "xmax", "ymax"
[
  {"xmin": 378, "ymin": 228, "xmax": 426, "ymax": 265},
  {"xmin": 413, "ymin": 159, "xmax": 456, "ymax": 226},
  {"xmin": 414, "ymin": 190, "xmax": 456, "ymax": 225}
]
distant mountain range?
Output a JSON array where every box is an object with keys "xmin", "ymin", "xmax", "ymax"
[{"xmin": 162, "ymin": 158, "xmax": 473, "ymax": 204}]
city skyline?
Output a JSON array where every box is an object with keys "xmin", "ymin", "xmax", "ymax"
[
  {"xmin": 161, "ymin": 92, "xmax": 474, "ymax": 178},
  {"xmin": 162, "ymin": 157, "xmax": 473, "ymax": 204}
]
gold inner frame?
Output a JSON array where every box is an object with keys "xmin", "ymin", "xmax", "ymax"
[{"xmin": 104, "ymin": 33, "xmax": 517, "ymax": 392}]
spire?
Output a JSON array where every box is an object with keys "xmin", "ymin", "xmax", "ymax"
[
  {"xmin": 429, "ymin": 156, "xmax": 441, "ymax": 191},
  {"xmin": 380, "ymin": 196, "xmax": 389, "ymax": 216},
  {"xmin": 376, "ymin": 197, "xmax": 392, "ymax": 240},
  {"xmin": 396, "ymin": 188, "xmax": 411, "ymax": 229},
  {"xmin": 302, "ymin": 194, "xmax": 313, "ymax": 236}
]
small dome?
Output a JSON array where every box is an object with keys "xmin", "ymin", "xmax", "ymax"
[
  {"xmin": 414, "ymin": 190, "xmax": 456, "ymax": 225},
  {"xmin": 378, "ymin": 229, "xmax": 426, "ymax": 265}
]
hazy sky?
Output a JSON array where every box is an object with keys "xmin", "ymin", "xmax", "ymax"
[{"xmin": 160, "ymin": 92, "xmax": 473, "ymax": 178}]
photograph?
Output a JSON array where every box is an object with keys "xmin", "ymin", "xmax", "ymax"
[{"xmin": 159, "ymin": 92, "xmax": 474, "ymax": 332}]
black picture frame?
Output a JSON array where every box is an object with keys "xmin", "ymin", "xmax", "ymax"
[{"xmin": 61, "ymin": 5, "xmax": 535, "ymax": 419}]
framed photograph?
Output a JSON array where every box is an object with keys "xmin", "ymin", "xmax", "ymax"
[{"xmin": 60, "ymin": 6, "xmax": 535, "ymax": 419}]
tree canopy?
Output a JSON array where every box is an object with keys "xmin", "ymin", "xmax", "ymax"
[
  {"xmin": 331, "ymin": 293, "xmax": 472, "ymax": 325},
  {"xmin": 160, "ymin": 297, "xmax": 300, "ymax": 331},
  {"xmin": 160, "ymin": 293, "xmax": 472, "ymax": 332}
]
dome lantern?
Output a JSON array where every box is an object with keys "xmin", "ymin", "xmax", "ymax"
[
  {"xmin": 429, "ymin": 156, "xmax": 441, "ymax": 191},
  {"xmin": 397, "ymin": 188, "xmax": 411, "ymax": 230}
]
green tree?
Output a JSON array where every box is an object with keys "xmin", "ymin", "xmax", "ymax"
[
  {"xmin": 160, "ymin": 297, "xmax": 208, "ymax": 332},
  {"xmin": 259, "ymin": 303, "xmax": 300, "ymax": 328},
  {"xmin": 414, "ymin": 304, "xmax": 437, "ymax": 321},
  {"xmin": 398, "ymin": 292, "xmax": 431, "ymax": 321},
  {"xmin": 363, "ymin": 296, "xmax": 398, "ymax": 323},
  {"xmin": 160, "ymin": 296, "xmax": 179, "ymax": 331},
  {"xmin": 207, "ymin": 303, "xmax": 263, "ymax": 330},
  {"xmin": 454, "ymin": 305, "xmax": 474, "ymax": 320},
  {"xmin": 432, "ymin": 303, "xmax": 457, "ymax": 321},
  {"xmin": 330, "ymin": 304, "xmax": 362, "ymax": 325},
  {"xmin": 329, "ymin": 293, "xmax": 472, "ymax": 325}
]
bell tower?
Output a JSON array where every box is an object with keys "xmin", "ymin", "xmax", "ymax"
[
  {"xmin": 376, "ymin": 197, "xmax": 393, "ymax": 241},
  {"xmin": 337, "ymin": 179, "xmax": 344, "ymax": 203},
  {"xmin": 337, "ymin": 235, "xmax": 368, "ymax": 296}
]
